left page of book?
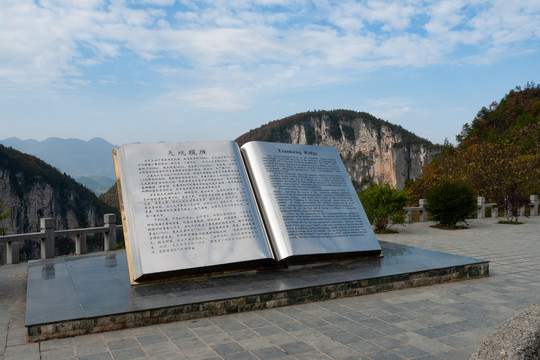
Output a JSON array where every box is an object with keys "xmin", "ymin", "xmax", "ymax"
[{"xmin": 115, "ymin": 141, "xmax": 274, "ymax": 283}]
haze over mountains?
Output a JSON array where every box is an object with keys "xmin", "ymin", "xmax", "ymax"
[
  {"xmin": 0, "ymin": 137, "xmax": 117, "ymax": 195},
  {"xmin": 1, "ymin": 110, "xmax": 441, "ymax": 195}
]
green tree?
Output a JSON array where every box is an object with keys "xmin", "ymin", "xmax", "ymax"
[
  {"xmin": 0, "ymin": 198, "xmax": 12, "ymax": 236},
  {"xmin": 424, "ymin": 181, "xmax": 476, "ymax": 228},
  {"xmin": 359, "ymin": 184, "xmax": 408, "ymax": 233}
]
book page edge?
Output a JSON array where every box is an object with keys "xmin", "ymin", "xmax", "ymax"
[{"xmin": 113, "ymin": 148, "xmax": 138, "ymax": 285}]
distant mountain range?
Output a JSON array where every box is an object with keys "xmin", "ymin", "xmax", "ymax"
[
  {"xmin": 0, "ymin": 137, "xmax": 118, "ymax": 195},
  {"xmin": 2, "ymin": 109, "xmax": 441, "ymax": 198}
]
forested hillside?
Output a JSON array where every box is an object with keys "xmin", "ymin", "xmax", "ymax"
[
  {"xmin": 0, "ymin": 145, "xmax": 118, "ymax": 262},
  {"xmin": 406, "ymin": 83, "xmax": 540, "ymax": 203}
]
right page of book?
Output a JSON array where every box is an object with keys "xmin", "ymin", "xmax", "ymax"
[{"xmin": 241, "ymin": 141, "xmax": 381, "ymax": 261}]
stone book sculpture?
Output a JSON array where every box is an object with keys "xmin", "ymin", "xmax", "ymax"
[{"xmin": 114, "ymin": 141, "xmax": 381, "ymax": 284}]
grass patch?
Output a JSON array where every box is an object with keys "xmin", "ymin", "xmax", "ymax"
[{"xmin": 497, "ymin": 220, "xmax": 524, "ymax": 225}]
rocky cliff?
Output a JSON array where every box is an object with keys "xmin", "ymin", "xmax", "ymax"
[
  {"xmin": 236, "ymin": 110, "xmax": 441, "ymax": 189},
  {"xmin": 0, "ymin": 145, "xmax": 115, "ymax": 236}
]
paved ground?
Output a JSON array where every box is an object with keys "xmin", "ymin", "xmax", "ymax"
[{"xmin": 1, "ymin": 216, "xmax": 539, "ymax": 360}]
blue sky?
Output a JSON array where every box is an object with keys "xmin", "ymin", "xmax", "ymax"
[{"xmin": 1, "ymin": 0, "xmax": 539, "ymax": 146}]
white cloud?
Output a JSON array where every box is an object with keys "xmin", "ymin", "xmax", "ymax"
[
  {"xmin": 372, "ymin": 106, "xmax": 416, "ymax": 121},
  {"xmin": 168, "ymin": 87, "xmax": 252, "ymax": 111},
  {"xmin": 138, "ymin": 0, "xmax": 176, "ymax": 6},
  {"xmin": 1, "ymin": 0, "xmax": 539, "ymax": 102}
]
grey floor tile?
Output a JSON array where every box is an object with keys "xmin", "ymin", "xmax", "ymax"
[
  {"xmin": 366, "ymin": 349, "xmax": 407, "ymax": 359},
  {"xmin": 110, "ymin": 346, "xmax": 147, "ymax": 360},
  {"xmin": 251, "ymin": 346, "xmax": 290, "ymax": 359},
  {"xmin": 106, "ymin": 338, "xmax": 139, "ymax": 350},
  {"xmin": 78, "ymin": 353, "xmax": 114, "ymax": 360},
  {"xmin": 211, "ymin": 342, "xmax": 245, "ymax": 356},
  {"xmin": 279, "ymin": 341, "xmax": 314, "ymax": 355},
  {"xmin": 392, "ymin": 345, "xmax": 430, "ymax": 359},
  {"xmin": 136, "ymin": 333, "xmax": 169, "ymax": 345},
  {"xmin": 222, "ymin": 351, "xmax": 258, "ymax": 360},
  {"xmin": 321, "ymin": 346, "xmax": 364, "ymax": 360},
  {"xmin": 40, "ymin": 346, "xmax": 76, "ymax": 360}
]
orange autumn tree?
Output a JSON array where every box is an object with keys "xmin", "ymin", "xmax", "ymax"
[{"xmin": 406, "ymin": 84, "xmax": 540, "ymax": 203}]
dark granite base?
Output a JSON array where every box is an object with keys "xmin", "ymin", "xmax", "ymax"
[{"xmin": 25, "ymin": 241, "xmax": 489, "ymax": 341}]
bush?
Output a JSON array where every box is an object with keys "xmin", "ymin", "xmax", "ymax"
[
  {"xmin": 496, "ymin": 191, "xmax": 530, "ymax": 223},
  {"xmin": 424, "ymin": 181, "xmax": 476, "ymax": 228},
  {"xmin": 359, "ymin": 184, "xmax": 408, "ymax": 233}
]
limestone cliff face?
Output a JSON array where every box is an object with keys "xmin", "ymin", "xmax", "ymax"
[
  {"xmin": 236, "ymin": 110, "xmax": 440, "ymax": 189},
  {"xmin": 0, "ymin": 146, "xmax": 108, "ymax": 236}
]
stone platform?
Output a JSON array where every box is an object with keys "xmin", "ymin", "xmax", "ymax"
[{"xmin": 25, "ymin": 241, "xmax": 488, "ymax": 341}]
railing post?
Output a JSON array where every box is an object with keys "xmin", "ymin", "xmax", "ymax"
[
  {"xmin": 477, "ymin": 197, "xmax": 486, "ymax": 219},
  {"xmin": 6, "ymin": 241, "xmax": 20, "ymax": 265},
  {"xmin": 405, "ymin": 209, "xmax": 412, "ymax": 223},
  {"xmin": 76, "ymin": 234, "xmax": 87, "ymax": 255},
  {"xmin": 40, "ymin": 218, "xmax": 55, "ymax": 259},
  {"xmin": 492, "ymin": 206, "xmax": 498, "ymax": 218},
  {"xmin": 531, "ymin": 195, "xmax": 538, "ymax": 216},
  {"xmin": 419, "ymin": 199, "xmax": 427, "ymax": 222},
  {"xmin": 104, "ymin": 214, "xmax": 117, "ymax": 251}
]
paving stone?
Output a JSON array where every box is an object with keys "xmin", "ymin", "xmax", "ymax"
[
  {"xmin": 413, "ymin": 339, "xmax": 454, "ymax": 354},
  {"xmin": 254, "ymin": 325, "xmax": 283, "ymax": 336},
  {"xmin": 328, "ymin": 331, "xmax": 362, "ymax": 345},
  {"xmin": 238, "ymin": 337, "xmax": 273, "ymax": 351},
  {"xmin": 173, "ymin": 337, "xmax": 207, "ymax": 350},
  {"xmin": 142, "ymin": 341, "xmax": 179, "ymax": 357},
  {"xmin": 365, "ymin": 349, "xmax": 407, "ymax": 359},
  {"xmin": 110, "ymin": 347, "xmax": 147, "ymax": 360},
  {"xmin": 346, "ymin": 341, "xmax": 384, "ymax": 355},
  {"xmin": 211, "ymin": 342, "xmax": 245, "ymax": 356},
  {"xmin": 148, "ymin": 352, "xmax": 186, "ymax": 360},
  {"xmin": 294, "ymin": 351, "xmax": 343, "ymax": 360},
  {"xmin": 370, "ymin": 335, "xmax": 405, "ymax": 350},
  {"xmin": 178, "ymin": 346, "xmax": 219, "ymax": 360},
  {"xmin": 320, "ymin": 345, "xmax": 364, "ymax": 359},
  {"xmin": 227, "ymin": 328, "xmax": 260, "ymax": 341},
  {"xmin": 78, "ymin": 353, "xmax": 113, "ymax": 360},
  {"xmin": 251, "ymin": 346, "xmax": 290, "ymax": 359},
  {"xmin": 391, "ymin": 345, "xmax": 430, "ymax": 359},
  {"xmin": 279, "ymin": 341, "xmax": 314, "ymax": 355},
  {"xmin": 106, "ymin": 338, "xmax": 139, "ymax": 350},
  {"xmin": 137, "ymin": 333, "xmax": 169, "ymax": 345},
  {"xmin": 2, "ymin": 217, "xmax": 540, "ymax": 360},
  {"xmin": 221, "ymin": 351, "xmax": 258, "ymax": 360},
  {"xmin": 40, "ymin": 346, "xmax": 76, "ymax": 360}
]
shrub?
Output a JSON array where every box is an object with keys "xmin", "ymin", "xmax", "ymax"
[
  {"xmin": 424, "ymin": 181, "xmax": 476, "ymax": 228},
  {"xmin": 496, "ymin": 191, "xmax": 530, "ymax": 223},
  {"xmin": 359, "ymin": 184, "xmax": 408, "ymax": 233}
]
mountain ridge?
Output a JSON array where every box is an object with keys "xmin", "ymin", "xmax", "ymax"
[
  {"xmin": 0, "ymin": 136, "xmax": 118, "ymax": 195},
  {"xmin": 236, "ymin": 110, "xmax": 440, "ymax": 189}
]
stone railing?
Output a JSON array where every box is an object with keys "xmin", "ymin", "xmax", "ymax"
[
  {"xmin": 404, "ymin": 195, "xmax": 539, "ymax": 223},
  {"xmin": 0, "ymin": 214, "xmax": 121, "ymax": 265},
  {"xmin": 1, "ymin": 195, "xmax": 539, "ymax": 264}
]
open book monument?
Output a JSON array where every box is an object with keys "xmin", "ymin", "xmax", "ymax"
[{"xmin": 114, "ymin": 141, "xmax": 381, "ymax": 284}]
